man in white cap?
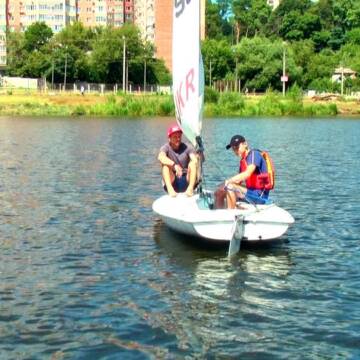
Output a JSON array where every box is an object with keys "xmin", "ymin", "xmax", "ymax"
[{"xmin": 158, "ymin": 124, "xmax": 198, "ymax": 197}]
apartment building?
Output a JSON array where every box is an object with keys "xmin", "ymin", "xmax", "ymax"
[
  {"xmin": 154, "ymin": 0, "xmax": 205, "ymax": 71},
  {"xmin": 134, "ymin": 0, "xmax": 155, "ymax": 42},
  {"xmin": 7, "ymin": 0, "xmax": 77, "ymax": 33},
  {"xmin": 7, "ymin": 0, "xmax": 133, "ymax": 32},
  {"xmin": 0, "ymin": 0, "xmax": 6, "ymax": 68},
  {"xmin": 2, "ymin": 0, "xmax": 205, "ymax": 71}
]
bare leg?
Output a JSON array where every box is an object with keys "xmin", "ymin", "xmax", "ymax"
[
  {"xmin": 162, "ymin": 166, "xmax": 177, "ymax": 197},
  {"xmin": 185, "ymin": 160, "xmax": 197, "ymax": 196},
  {"xmin": 214, "ymin": 183, "xmax": 227, "ymax": 209},
  {"xmin": 226, "ymin": 185, "xmax": 247, "ymax": 209},
  {"xmin": 226, "ymin": 190, "xmax": 237, "ymax": 209}
]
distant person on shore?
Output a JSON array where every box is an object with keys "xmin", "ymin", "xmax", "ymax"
[
  {"xmin": 215, "ymin": 135, "xmax": 274, "ymax": 209},
  {"xmin": 80, "ymin": 85, "xmax": 85, "ymax": 95},
  {"xmin": 157, "ymin": 124, "xmax": 198, "ymax": 197}
]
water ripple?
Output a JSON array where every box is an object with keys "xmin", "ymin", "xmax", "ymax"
[{"xmin": 0, "ymin": 117, "xmax": 360, "ymax": 358}]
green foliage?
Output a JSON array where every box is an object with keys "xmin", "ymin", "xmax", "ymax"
[
  {"xmin": 308, "ymin": 78, "xmax": 338, "ymax": 92},
  {"xmin": 72, "ymin": 105, "xmax": 87, "ymax": 116},
  {"xmin": 202, "ymin": 39, "xmax": 234, "ymax": 84},
  {"xmin": 204, "ymin": 86, "xmax": 220, "ymax": 103},
  {"xmin": 4, "ymin": 1, "xmax": 360, "ymax": 95},
  {"xmin": 257, "ymin": 90, "xmax": 284, "ymax": 116},
  {"xmin": 218, "ymin": 92, "xmax": 245, "ymax": 112},
  {"xmin": 24, "ymin": 22, "xmax": 53, "ymax": 52},
  {"xmin": 206, "ymin": 0, "xmax": 231, "ymax": 40},
  {"xmin": 232, "ymin": 0, "xmax": 271, "ymax": 39},
  {"xmin": 345, "ymin": 28, "xmax": 360, "ymax": 44},
  {"xmin": 286, "ymin": 83, "xmax": 303, "ymax": 102},
  {"xmin": 303, "ymin": 49, "xmax": 338, "ymax": 89},
  {"xmin": 150, "ymin": 60, "xmax": 171, "ymax": 85},
  {"xmin": 234, "ymin": 37, "xmax": 301, "ymax": 91},
  {"xmin": 158, "ymin": 96, "xmax": 174, "ymax": 116},
  {"xmin": 304, "ymin": 103, "xmax": 338, "ymax": 116},
  {"xmin": 5, "ymin": 22, "xmax": 168, "ymax": 87},
  {"xmin": 280, "ymin": 11, "xmax": 321, "ymax": 41}
]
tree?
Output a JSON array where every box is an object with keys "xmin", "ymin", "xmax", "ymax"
[
  {"xmin": 24, "ymin": 22, "xmax": 53, "ymax": 52},
  {"xmin": 345, "ymin": 28, "xmax": 360, "ymax": 45},
  {"xmin": 234, "ymin": 37, "xmax": 301, "ymax": 91},
  {"xmin": 232, "ymin": 0, "xmax": 252, "ymax": 40},
  {"xmin": 205, "ymin": 0, "xmax": 231, "ymax": 40},
  {"xmin": 304, "ymin": 48, "xmax": 338, "ymax": 88},
  {"xmin": 202, "ymin": 39, "xmax": 234, "ymax": 85},
  {"xmin": 280, "ymin": 11, "xmax": 321, "ymax": 41},
  {"xmin": 5, "ymin": 31, "xmax": 26, "ymax": 76}
]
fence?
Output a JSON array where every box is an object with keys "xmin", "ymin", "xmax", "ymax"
[{"xmin": 0, "ymin": 76, "xmax": 172, "ymax": 95}]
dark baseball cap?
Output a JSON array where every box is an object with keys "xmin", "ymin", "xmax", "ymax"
[{"xmin": 226, "ymin": 135, "xmax": 246, "ymax": 150}]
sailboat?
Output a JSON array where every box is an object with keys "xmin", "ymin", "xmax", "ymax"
[{"xmin": 152, "ymin": 0, "xmax": 294, "ymax": 255}]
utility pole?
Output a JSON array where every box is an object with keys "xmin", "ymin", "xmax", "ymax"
[
  {"xmin": 235, "ymin": 58, "xmax": 238, "ymax": 92},
  {"xmin": 209, "ymin": 59, "xmax": 212, "ymax": 88},
  {"xmin": 122, "ymin": 36, "xmax": 126, "ymax": 93},
  {"xmin": 144, "ymin": 58, "xmax": 147, "ymax": 93},
  {"xmin": 64, "ymin": 52, "xmax": 68, "ymax": 91},
  {"xmin": 282, "ymin": 42, "xmax": 287, "ymax": 96},
  {"xmin": 51, "ymin": 58, "xmax": 54, "ymax": 90}
]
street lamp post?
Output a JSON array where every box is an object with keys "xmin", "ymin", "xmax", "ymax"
[{"xmin": 122, "ymin": 36, "xmax": 126, "ymax": 93}]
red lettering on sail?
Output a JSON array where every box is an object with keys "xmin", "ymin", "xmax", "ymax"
[
  {"xmin": 175, "ymin": 68, "xmax": 196, "ymax": 112},
  {"xmin": 185, "ymin": 68, "xmax": 195, "ymax": 100},
  {"xmin": 176, "ymin": 81, "xmax": 185, "ymax": 110}
]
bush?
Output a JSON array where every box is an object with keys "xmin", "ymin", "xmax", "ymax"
[
  {"xmin": 218, "ymin": 92, "xmax": 245, "ymax": 113},
  {"xmin": 286, "ymin": 83, "xmax": 303, "ymax": 102},
  {"xmin": 204, "ymin": 86, "xmax": 219, "ymax": 104},
  {"xmin": 71, "ymin": 105, "xmax": 86, "ymax": 116},
  {"xmin": 158, "ymin": 97, "xmax": 174, "ymax": 116}
]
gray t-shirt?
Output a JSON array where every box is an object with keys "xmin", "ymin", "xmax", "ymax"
[{"xmin": 159, "ymin": 142, "xmax": 195, "ymax": 169}]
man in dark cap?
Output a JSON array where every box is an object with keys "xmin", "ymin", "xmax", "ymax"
[
  {"xmin": 157, "ymin": 124, "xmax": 198, "ymax": 197},
  {"xmin": 223, "ymin": 134, "xmax": 272, "ymax": 208}
]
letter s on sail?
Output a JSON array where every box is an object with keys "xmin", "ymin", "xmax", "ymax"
[{"xmin": 175, "ymin": 0, "xmax": 192, "ymax": 18}]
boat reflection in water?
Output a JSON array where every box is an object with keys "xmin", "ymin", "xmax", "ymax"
[{"xmin": 152, "ymin": 219, "xmax": 293, "ymax": 355}]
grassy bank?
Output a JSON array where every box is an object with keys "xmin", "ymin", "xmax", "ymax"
[{"xmin": 0, "ymin": 89, "xmax": 359, "ymax": 117}]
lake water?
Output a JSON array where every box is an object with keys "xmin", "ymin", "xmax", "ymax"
[{"xmin": 0, "ymin": 116, "xmax": 359, "ymax": 359}]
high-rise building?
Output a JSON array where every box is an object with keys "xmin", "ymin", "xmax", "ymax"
[
  {"xmin": 154, "ymin": 0, "xmax": 205, "ymax": 71},
  {"xmin": 2, "ymin": 0, "xmax": 204, "ymax": 72},
  {"xmin": 6, "ymin": 0, "xmax": 134, "ymax": 33},
  {"xmin": 77, "ymin": 0, "xmax": 125, "ymax": 28},
  {"xmin": 0, "ymin": 0, "xmax": 6, "ymax": 68},
  {"xmin": 134, "ymin": 0, "xmax": 155, "ymax": 42},
  {"xmin": 7, "ymin": 0, "xmax": 77, "ymax": 33}
]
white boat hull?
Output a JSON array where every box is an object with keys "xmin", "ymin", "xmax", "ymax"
[{"xmin": 152, "ymin": 193, "xmax": 294, "ymax": 242}]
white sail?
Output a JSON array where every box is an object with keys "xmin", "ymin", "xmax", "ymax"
[{"xmin": 172, "ymin": 0, "xmax": 204, "ymax": 147}]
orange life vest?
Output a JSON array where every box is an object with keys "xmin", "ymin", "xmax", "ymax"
[{"xmin": 239, "ymin": 150, "xmax": 275, "ymax": 190}]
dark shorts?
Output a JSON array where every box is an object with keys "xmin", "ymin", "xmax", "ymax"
[
  {"xmin": 163, "ymin": 174, "xmax": 188, "ymax": 193},
  {"xmin": 244, "ymin": 189, "xmax": 270, "ymax": 204}
]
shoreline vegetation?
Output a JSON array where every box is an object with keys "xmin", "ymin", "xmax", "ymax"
[{"xmin": 0, "ymin": 89, "xmax": 359, "ymax": 118}]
